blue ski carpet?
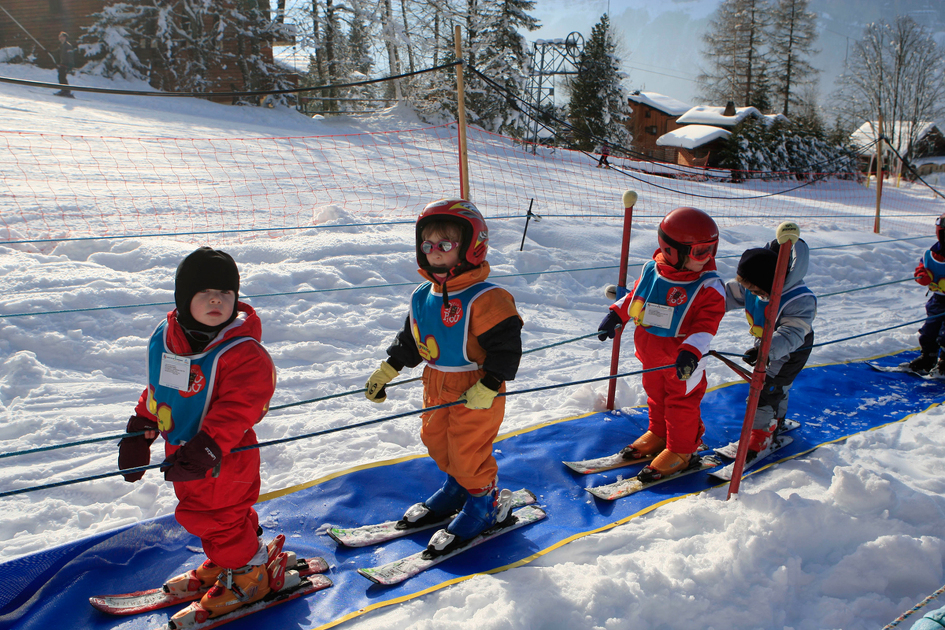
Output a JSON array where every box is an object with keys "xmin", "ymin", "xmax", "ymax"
[{"xmin": 0, "ymin": 350, "xmax": 941, "ymax": 630}]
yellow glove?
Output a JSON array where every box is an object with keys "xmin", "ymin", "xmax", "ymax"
[
  {"xmin": 776, "ymin": 221, "xmax": 800, "ymax": 244},
  {"xmin": 365, "ymin": 361, "xmax": 399, "ymax": 403},
  {"xmin": 461, "ymin": 380, "xmax": 499, "ymax": 409}
]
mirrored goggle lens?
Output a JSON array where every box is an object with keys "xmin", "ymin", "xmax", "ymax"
[
  {"xmin": 687, "ymin": 241, "xmax": 717, "ymax": 261},
  {"xmin": 421, "ymin": 240, "xmax": 458, "ymax": 254}
]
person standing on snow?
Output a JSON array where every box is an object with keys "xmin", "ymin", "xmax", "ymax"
[
  {"xmin": 55, "ymin": 31, "xmax": 75, "ymax": 98},
  {"xmin": 117, "ymin": 247, "xmax": 279, "ymax": 626},
  {"xmin": 722, "ymin": 222, "xmax": 817, "ymax": 462},
  {"xmin": 364, "ymin": 199, "xmax": 524, "ymax": 556},
  {"xmin": 908, "ymin": 213, "xmax": 945, "ymax": 375},
  {"xmin": 597, "ymin": 207, "xmax": 726, "ymax": 481}
]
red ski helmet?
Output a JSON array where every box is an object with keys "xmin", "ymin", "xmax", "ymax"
[
  {"xmin": 416, "ymin": 199, "xmax": 489, "ymax": 272},
  {"xmin": 657, "ymin": 207, "xmax": 719, "ymax": 268},
  {"xmin": 936, "ymin": 213, "xmax": 945, "ymax": 246}
]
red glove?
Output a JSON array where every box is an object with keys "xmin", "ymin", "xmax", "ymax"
[
  {"xmin": 915, "ymin": 263, "xmax": 932, "ymax": 286},
  {"xmin": 118, "ymin": 415, "xmax": 159, "ymax": 482},
  {"xmin": 161, "ymin": 431, "xmax": 223, "ymax": 482}
]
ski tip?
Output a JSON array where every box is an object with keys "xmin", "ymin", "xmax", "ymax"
[{"xmin": 356, "ymin": 568, "xmax": 383, "ymax": 585}]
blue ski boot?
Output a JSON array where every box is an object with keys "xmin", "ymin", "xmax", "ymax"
[
  {"xmin": 425, "ymin": 480, "xmax": 513, "ymax": 556},
  {"xmin": 397, "ymin": 474, "xmax": 466, "ymax": 530}
]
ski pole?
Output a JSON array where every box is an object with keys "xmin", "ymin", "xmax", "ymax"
[
  {"xmin": 0, "ymin": 4, "xmax": 57, "ymax": 65},
  {"xmin": 708, "ymin": 350, "xmax": 752, "ymax": 382}
]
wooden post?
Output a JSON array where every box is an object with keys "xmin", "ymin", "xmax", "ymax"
[
  {"xmin": 605, "ymin": 191, "xmax": 638, "ymax": 410},
  {"xmin": 727, "ymin": 237, "xmax": 794, "ymax": 499},
  {"xmin": 454, "ymin": 25, "xmax": 471, "ymax": 200},
  {"xmin": 874, "ymin": 115, "xmax": 884, "ymax": 234}
]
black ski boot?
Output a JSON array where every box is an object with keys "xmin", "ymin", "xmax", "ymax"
[{"xmin": 909, "ymin": 350, "xmax": 938, "ymax": 373}]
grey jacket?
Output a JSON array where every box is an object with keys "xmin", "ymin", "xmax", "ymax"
[{"xmin": 724, "ymin": 238, "xmax": 817, "ymax": 373}]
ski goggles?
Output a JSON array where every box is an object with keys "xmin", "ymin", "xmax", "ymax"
[
  {"xmin": 420, "ymin": 240, "xmax": 459, "ymax": 254},
  {"xmin": 658, "ymin": 228, "xmax": 718, "ymax": 265}
]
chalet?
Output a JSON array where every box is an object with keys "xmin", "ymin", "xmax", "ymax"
[
  {"xmin": 626, "ymin": 90, "xmax": 691, "ymax": 163},
  {"xmin": 850, "ymin": 121, "xmax": 945, "ymax": 176},
  {"xmin": 657, "ymin": 102, "xmax": 787, "ymax": 168},
  {"xmin": 0, "ymin": 0, "xmax": 285, "ymax": 96}
]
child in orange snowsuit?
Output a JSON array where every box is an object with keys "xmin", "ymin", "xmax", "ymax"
[
  {"xmin": 365, "ymin": 199, "xmax": 523, "ymax": 554},
  {"xmin": 598, "ymin": 207, "xmax": 726, "ymax": 481}
]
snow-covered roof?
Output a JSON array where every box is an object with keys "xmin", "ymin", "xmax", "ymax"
[
  {"xmin": 676, "ymin": 105, "xmax": 763, "ymax": 127},
  {"xmin": 627, "ymin": 91, "xmax": 691, "ymax": 116},
  {"xmin": 850, "ymin": 120, "xmax": 939, "ymax": 150},
  {"xmin": 656, "ymin": 124, "xmax": 731, "ymax": 150}
]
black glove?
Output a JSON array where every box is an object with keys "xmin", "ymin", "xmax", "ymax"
[
  {"xmin": 742, "ymin": 347, "xmax": 759, "ymax": 366},
  {"xmin": 161, "ymin": 431, "xmax": 223, "ymax": 482},
  {"xmin": 598, "ymin": 310, "xmax": 623, "ymax": 341},
  {"xmin": 675, "ymin": 350, "xmax": 699, "ymax": 380},
  {"xmin": 118, "ymin": 415, "xmax": 159, "ymax": 482}
]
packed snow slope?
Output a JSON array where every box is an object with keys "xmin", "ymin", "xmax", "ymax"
[{"xmin": 3, "ymin": 64, "xmax": 945, "ymax": 629}]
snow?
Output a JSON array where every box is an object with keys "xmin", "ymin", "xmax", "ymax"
[
  {"xmin": 626, "ymin": 90, "xmax": 691, "ymax": 116},
  {"xmin": 656, "ymin": 123, "xmax": 731, "ymax": 149},
  {"xmin": 851, "ymin": 120, "xmax": 940, "ymax": 151},
  {"xmin": 3, "ymin": 63, "xmax": 945, "ymax": 630},
  {"xmin": 677, "ymin": 104, "xmax": 765, "ymax": 127}
]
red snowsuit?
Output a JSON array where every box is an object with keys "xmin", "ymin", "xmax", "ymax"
[
  {"xmin": 610, "ymin": 250, "xmax": 726, "ymax": 454},
  {"xmin": 134, "ymin": 303, "xmax": 276, "ymax": 569}
]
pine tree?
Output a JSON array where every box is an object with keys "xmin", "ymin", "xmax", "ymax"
[
  {"xmin": 464, "ymin": 0, "xmax": 540, "ymax": 136},
  {"xmin": 566, "ymin": 14, "xmax": 631, "ymax": 152},
  {"xmin": 699, "ymin": 0, "xmax": 769, "ymax": 107},
  {"xmin": 767, "ymin": 0, "xmax": 819, "ymax": 116}
]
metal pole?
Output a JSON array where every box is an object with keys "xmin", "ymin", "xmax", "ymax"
[
  {"xmin": 520, "ymin": 199, "xmax": 535, "ymax": 251},
  {"xmin": 605, "ymin": 190, "xmax": 638, "ymax": 410},
  {"xmin": 0, "ymin": 3, "xmax": 57, "ymax": 64},
  {"xmin": 454, "ymin": 25, "xmax": 470, "ymax": 200}
]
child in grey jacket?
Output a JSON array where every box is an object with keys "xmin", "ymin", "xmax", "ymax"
[{"xmin": 723, "ymin": 223, "xmax": 817, "ymax": 461}]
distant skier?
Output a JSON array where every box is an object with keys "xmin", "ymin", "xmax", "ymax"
[
  {"xmin": 364, "ymin": 199, "xmax": 524, "ymax": 555},
  {"xmin": 908, "ymin": 212, "xmax": 945, "ymax": 374},
  {"xmin": 722, "ymin": 222, "xmax": 816, "ymax": 463},
  {"xmin": 117, "ymin": 247, "xmax": 279, "ymax": 625},
  {"xmin": 597, "ymin": 207, "xmax": 726, "ymax": 481},
  {"xmin": 54, "ymin": 31, "xmax": 75, "ymax": 98},
  {"xmin": 596, "ymin": 142, "xmax": 611, "ymax": 168}
]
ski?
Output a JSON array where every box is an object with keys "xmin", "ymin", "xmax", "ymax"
[
  {"xmin": 585, "ymin": 455, "xmax": 722, "ymax": 501},
  {"xmin": 713, "ymin": 419, "xmax": 800, "ymax": 459},
  {"xmin": 158, "ymin": 574, "xmax": 332, "ymax": 630},
  {"xmin": 327, "ymin": 488, "xmax": 537, "ymax": 548},
  {"xmin": 564, "ymin": 445, "xmax": 713, "ymax": 475},
  {"xmin": 865, "ymin": 361, "xmax": 942, "ymax": 379},
  {"xmin": 357, "ymin": 504, "xmax": 546, "ymax": 586},
  {"xmin": 89, "ymin": 556, "xmax": 329, "ymax": 616},
  {"xmin": 708, "ymin": 436, "xmax": 794, "ymax": 482}
]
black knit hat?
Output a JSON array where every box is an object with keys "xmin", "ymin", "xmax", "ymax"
[
  {"xmin": 737, "ymin": 247, "xmax": 778, "ymax": 294},
  {"xmin": 174, "ymin": 247, "xmax": 240, "ymax": 332}
]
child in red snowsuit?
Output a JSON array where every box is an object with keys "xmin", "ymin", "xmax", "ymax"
[
  {"xmin": 365, "ymin": 199, "xmax": 523, "ymax": 555},
  {"xmin": 118, "ymin": 247, "xmax": 278, "ymax": 624},
  {"xmin": 598, "ymin": 207, "xmax": 726, "ymax": 481}
]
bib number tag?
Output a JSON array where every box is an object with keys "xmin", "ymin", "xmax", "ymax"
[
  {"xmin": 642, "ymin": 303, "xmax": 673, "ymax": 329},
  {"xmin": 159, "ymin": 353, "xmax": 191, "ymax": 391}
]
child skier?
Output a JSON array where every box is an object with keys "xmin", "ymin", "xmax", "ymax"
[
  {"xmin": 722, "ymin": 222, "xmax": 816, "ymax": 462},
  {"xmin": 117, "ymin": 247, "xmax": 279, "ymax": 626},
  {"xmin": 597, "ymin": 206, "xmax": 726, "ymax": 481},
  {"xmin": 908, "ymin": 213, "xmax": 945, "ymax": 374},
  {"xmin": 364, "ymin": 199, "xmax": 523, "ymax": 555}
]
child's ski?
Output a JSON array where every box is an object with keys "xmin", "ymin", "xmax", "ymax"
[
  {"xmin": 866, "ymin": 361, "xmax": 942, "ymax": 379},
  {"xmin": 713, "ymin": 419, "xmax": 800, "ymax": 459},
  {"xmin": 564, "ymin": 445, "xmax": 714, "ymax": 475},
  {"xmin": 708, "ymin": 436, "xmax": 793, "ymax": 482},
  {"xmin": 158, "ymin": 574, "xmax": 332, "ymax": 630},
  {"xmin": 585, "ymin": 455, "xmax": 722, "ymax": 501},
  {"xmin": 328, "ymin": 488, "xmax": 536, "ymax": 548},
  {"xmin": 89, "ymin": 556, "xmax": 328, "ymax": 616},
  {"xmin": 357, "ymin": 505, "xmax": 546, "ymax": 586}
]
